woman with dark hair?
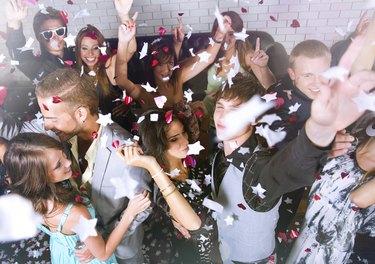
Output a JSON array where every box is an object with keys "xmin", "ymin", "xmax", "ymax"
[
  {"xmin": 287, "ymin": 112, "xmax": 375, "ymax": 263},
  {"xmin": 75, "ymin": 24, "xmax": 136, "ymax": 131},
  {"xmin": 6, "ymin": 0, "xmax": 75, "ymax": 81},
  {"xmin": 115, "ymin": 8, "xmax": 228, "ymax": 111},
  {"xmin": 5, "ymin": 133, "xmax": 151, "ymax": 263},
  {"xmin": 117, "ymin": 109, "xmax": 222, "ymax": 263}
]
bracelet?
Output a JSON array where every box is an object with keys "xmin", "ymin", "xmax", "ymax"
[
  {"xmin": 152, "ymin": 168, "xmax": 164, "ymax": 179},
  {"xmin": 160, "ymin": 182, "xmax": 174, "ymax": 193},
  {"xmin": 212, "ymin": 37, "xmax": 223, "ymax": 44},
  {"xmin": 163, "ymin": 188, "xmax": 177, "ymax": 198}
]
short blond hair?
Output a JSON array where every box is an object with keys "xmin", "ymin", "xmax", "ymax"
[{"xmin": 289, "ymin": 40, "xmax": 331, "ymax": 69}]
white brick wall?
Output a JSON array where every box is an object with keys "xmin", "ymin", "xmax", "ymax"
[{"xmin": 0, "ymin": 0, "xmax": 372, "ymax": 60}]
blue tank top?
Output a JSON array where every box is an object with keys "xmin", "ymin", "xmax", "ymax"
[{"xmin": 39, "ymin": 203, "xmax": 118, "ymax": 264}]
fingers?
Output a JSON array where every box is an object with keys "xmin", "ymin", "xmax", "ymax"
[
  {"xmin": 177, "ymin": 16, "xmax": 183, "ymax": 28},
  {"xmin": 350, "ymin": 70, "xmax": 375, "ymax": 93},
  {"xmin": 255, "ymin": 37, "xmax": 260, "ymax": 52},
  {"xmin": 132, "ymin": 11, "xmax": 138, "ymax": 22}
]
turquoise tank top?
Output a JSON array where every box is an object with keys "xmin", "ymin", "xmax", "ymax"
[{"xmin": 39, "ymin": 203, "xmax": 118, "ymax": 264}]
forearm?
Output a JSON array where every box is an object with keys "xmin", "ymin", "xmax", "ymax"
[
  {"xmin": 305, "ymin": 118, "xmax": 336, "ymax": 148},
  {"xmin": 115, "ymin": 40, "xmax": 132, "ymax": 91},
  {"xmin": 147, "ymin": 162, "xmax": 201, "ymax": 230},
  {"xmin": 350, "ymin": 177, "xmax": 375, "ymax": 208},
  {"xmin": 174, "ymin": 41, "xmax": 182, "ymax": 61},
  {"xmin": 252, "ymin": 66, "xmax": 276, "ymax": 89}
]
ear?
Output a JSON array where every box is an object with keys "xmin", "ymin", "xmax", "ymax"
[
  {"xmin": 287, "ymin": 67, "xmax": 296, "ymax": 81},
  {"xmin": 75, "ymin": 106, "xmax": 89, "ymax": 124}
]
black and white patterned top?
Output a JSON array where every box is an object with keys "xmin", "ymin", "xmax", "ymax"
[{"xmin": 287, "ymin": 145, "xmax": 375, "ymax": 264}]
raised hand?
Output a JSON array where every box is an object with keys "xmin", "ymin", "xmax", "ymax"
[
  {"xmin": 354, "ymin": 11, "xmax": 369, "ymax": 37},
  {"xmin": 117, "ymin": 145, "xmax": 154, "ymax": 170},
  {"xmin": 125, "ymin": 191, "xmax": 151, "ymax": 218},
  {"xmin": 117, "ymin": 13, "xmax": 138, "ymax": 43},
  {"xmin": 114, "ymin": 0, "xmax": 133, "ymax": 23},
  {"xmin": 251, "ymin": 38, "xmax": 269, "ymax": 68},
  {"xmin": 6, "ymin": 0, "xmax": 28, "ymax": 28},
  {"xmin": 172, "ymin": 17, "xmax": 185, "ymax": 43}
]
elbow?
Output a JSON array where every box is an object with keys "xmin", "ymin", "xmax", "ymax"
[
  {"xmin": 186, "ymin": 217, "xmax": 202, "ymax": 231},
  {"xmin": 97, "ymin": 254, "xmax": 112, "ymax": 262},
  {"xmin": 350, "ymin": 195, "xmax": 368, "ymax": 209}
]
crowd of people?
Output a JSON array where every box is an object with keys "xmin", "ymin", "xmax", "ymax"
[{"xmin": 1, "ymin": 0, "xmax": 374, "ymax": 263}]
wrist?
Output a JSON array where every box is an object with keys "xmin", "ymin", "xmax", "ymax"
[
  {"xmin": 8, "ymin": 20, "xmax": 21, "ymax": 30},
  {"xmin": 120, "ymin": 14, "xmax": 130, "ymax": 24},
  {"xmin": 212, "ymin": 36, "xmax": 223, "ymax": 44}
]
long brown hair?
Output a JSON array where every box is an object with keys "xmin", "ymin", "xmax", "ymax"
[
  {"xmin": 4, "ymin": 133, "xmax": 81, "ymax": 215},
  {"xmin": 75, "ymin": 24, "xmax": 113, "ymax": 97}
]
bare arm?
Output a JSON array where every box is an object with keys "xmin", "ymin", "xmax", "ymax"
[
  {"xmin": 117, "ymin": 146, "xmax": 202, "ymax": 231},
  {"xmin": 350, "ymin": 177, "xmax": 375, "ymax": 208},
  {"xmin": 72, "ymin": 194, "xmax": 151, "ymax": 261},
  {"xmin": 172, "ymin": 17, "xmax": 184, "ymax": 61}
]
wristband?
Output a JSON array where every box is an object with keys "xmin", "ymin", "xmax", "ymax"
[
  {"xmin": 152, "ymin": 168, "xmax": 164, "ymax": 179},
  {"xmin": 212, "ymin": 37, "xmax": 223, "ymax": 44},
  {"xmin": 163, "ymin": 188, "xmax": 177, "ymax": 198}
]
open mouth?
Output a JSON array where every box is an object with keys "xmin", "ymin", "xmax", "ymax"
[
  {"xmin": 162, "ymin": 76, "xmax": 170, "ymax": 81},
  {"xmin": 85, "ymin": 57, "xmax": 97, "ymax": 62}
]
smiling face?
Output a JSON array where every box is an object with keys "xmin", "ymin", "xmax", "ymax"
[
  {"xmin": 288, "ymin": 55, "xmax": 331, "ymax": 100},
  {"xmin": 153, "ymin": 56, "xmax": 175, "ymax": 83},
  {"xmin": 165, "ymin": 120, "xmax": 189, "ymax": 160},
  {"xmin": 39, "ymin": 19, "xmax": 66, "ymax": 56},
  {"xmin": 46, "ymin": 148, "xmax": 72, "ymax": 183},
  {"xmin": 37, "ymin": 96, "xmax": 83, "ymax": 141},
  {"xmin": 80, "ymin": 36, "xmax": 101, "ymax": 71}
]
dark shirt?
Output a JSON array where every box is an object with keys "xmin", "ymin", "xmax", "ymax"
[{"xmin": 6, "ymin": 25, "xmax": 75, "ymax": 81}]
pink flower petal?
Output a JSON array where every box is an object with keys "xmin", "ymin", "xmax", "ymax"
[
  {"xmin": 165, "ymin": 110, "xmax": 173, "ymax": 124},
  {"xmin": 52, "ymin": 96, "xmax": 62, "ymax": 104},
  {"xmin": 270, "ymin": 16, "xmax": 278, "ymax": 22},
  {"xmin": 290, "ymin": 19, "xmax": 300, "ymax": 28}
]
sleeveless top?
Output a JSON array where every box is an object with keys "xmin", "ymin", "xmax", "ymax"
[{"xmin": 39, "ymin": 203, "xmax": 118, "ymax": 264}]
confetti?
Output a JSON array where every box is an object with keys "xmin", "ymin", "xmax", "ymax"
[
  {"xmin": 270, "ymin": 16, "xmax": 278, "ymax": 22},
  {"xmin": 0, "ymin": 194, "xmax": 41, "ymax": 242},
  {"xmin": 255, "ymin": 124, "xmax": 286, "ymax": 147},
  {"xmin": 187, "ymin": 141, "xmax": 205, "ymax": 155},
  {"xmin": 262, "ymin": 92, "xmax": 277, "ymax": 102},
  {"xmin": 183, "ymin": 155, "xmax": 196, "ymax": 168},
  {"xmin": 314, "ymin": 194, "xmax": 321, "ymax": 201},
  {"xmin": 71, "ymin": 216, "xmax": 97, "ymax": 241},
  {"xmin": 96, "ymin": 113, "xmax": 114, "ymax": 126},
  {"xmin": 214, "ymin": 6, "xmax": 226, "ymax": 33},
  {"xmin": 237, "ymin": 203, "xmax": 246, "ymax": 210},
  {"xmin": 288, "ymin": 102, "xmax": 301, "ymax": 114},
  {"xmin": 112, "ymin": 140, "xmax": 120, "ymax": 149},
  {"xmin": 320, "ymin": 66, "xmax": 349, "ymax": 82},
  {"xmin": 165, "ymin": 110, "xmax": 173, "ymax": 124},
  {"xmin": 251, "ymin": 183, "xmax": 266, "ymax": 199},
  {"xmin": 290, "ymin": 19, "xmax": 300, "ymax": 28},
  {"xmin": 73, "ymin": 9, "xmax": 90, "ymax": 21},
  {"xmin": 352, "ymin": 90, "xmax": 375, "ymax": 112},
  {"xmin": 139, "ymin": 42, "xmax": 148, "ymax": 59},
  {"xmin": 59, "ymin": 11, "xmax": 69, "ymax": 24},
  {"xmin": 52, "ymin": 96, "xmax": 62, "ymax": 103},
  {"xmin": 224, "ymin": 215, "xmax": 234, "ymax": 225},
  {"xmin": 141, "ymin": 82, "xmax": 157, "ymax": 92},
  {"xmin": 0, "ymin": 86, "xmax": 7, "ymax": 105},
  {"xmin": 64, "ymin": 34, "xmax": 76, "ymax": 47},
  {"xmin": 154, "ymin": 95, "xmax": 167, "ymax": 108},
  {"xmin": 202, "ymin": 197, "xmax": 223, "ymax": 213},
  {"xmin": 233, "ymin": 28, "xmax": 249, "ymax": 42},
  {"xmin": 150, "ymin": 113, "xmax": 159, "ymax": 122},
  {"xmin": 158, "ymin": 26, "xmax": 167, "ymax": 36},
  {"xmin": 184, "ymin": 89, "xmax": 194, "ymax": 102},
  {"xmin": 241, "ymin": 7, "xmax": 248, "ymax": 13},
  {"xmin": 152, "ymin": 59, "xmax": 159, "ymax": 67}
]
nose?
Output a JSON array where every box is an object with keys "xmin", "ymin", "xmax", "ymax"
[
  {"xmin": 88, "ymin": 48, "xmax": 94, "ymax": 56},
  {"xmin": 65, "ymin": 159, "xmax": 72, "ymax": 168}
]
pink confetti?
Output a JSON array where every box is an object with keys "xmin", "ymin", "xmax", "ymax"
[
  {"xmin": 269, "ymin": 255, "xmax": 275, "ymax": 263},
  {"xmin": 42, "ymin": 104, "xmax": 49, "ymax": 111},
  {"xmin": 278, "ymin": 232, "xmax": 288, "ymax": 242},
  {"xmin": 124, "ymin": 96, "xmax": 133, "ymax": 105},
  {"xmin": 258, "ymin": 0, "xmax": 263, "ymax": 4},
  {"xmin": 194, "ymin": 108, "xmax": 203, "ymax": 118},
  {"xmin": 72, "ymin": 172, "xmax": 79, "ymax": 179},
  {"xmin": 112, "ymin": 140, "xmax": 120, "ymax": 149},
  {"xmin": 183, "ymin": 155, "xmax": 196, "ymax": 168},
  {"xmin": 131, "ymin": 122, "xmax": 138, "ymax": 132},
  {"xmin": 158, "ymin": 27, "xmax": 167, "ymax": 36},
  {"xmin": 163, "ymin": 46, "xmax": 169, "ymax": 53},
  {"xmin": 270, "ymin": 16, "xmax": 278, "ymax": 22},
  {"xmin": 274, "ymin": 97, "xmax": 285, "ymax": 110},
  {"xmin": 305, "ymin": 248, "xmax": 311, "ymax": 253},
  {"xmin": 64, "ymin": 60, "xmax": 73, "ymax": 67},
  {"xmin": 341, "ymin": 172, "xmax": 349, "ymax": 179},
  {"xmin": 314, "ymin": 194, "xmax": 321, "ymax": 201},
  {"xmin": 59, "ymin": 11, "xmax": 69, "ymax": 24},
  {"xmin": 75, "ymin": 195, "xmax": 83, "ymax": 203},
  {"xmin": 67, "ymin": 0, "xmax": 73, "ymax": 4},
  {"xmin": 237, "ymin": 203, "xmax": 246, "ymax": 210},
  {"xmin": 241, "ymin": 7, "xmax": 248, "ymax": 13},
  {"xmin": 315, "ymin": 173, "xmax": 321, "ymax": 180},
  {"xmin": 351, "ymin": 206, "xmax": 360, "ymax": 211},
  {"xmin": 289, "ymin": 230, "xmax": 299, "ymax": 239},
  {"xmin": 52, "ymin": 96, "xmax": 62, "ymax": 104},
  {"xmin": 288, "ymin": 114, "xmax": 297, "ymax": 123},
  {"xmin": 0, "ymin": 86, "xmax": 7, "ymax": 105},
  {"xmin": 290, "ymin": 19, "xmax": 300, "ymax": 28},
  {"xmin": 91, "ymin": 131, "xmax": 98, "ymax": 139},
  {"xmin": 178, "ymin": 13, "xmax": 184, "ymax": 16},
  {"xmin": 165, "ymin": 110, "xmax": 173, "ymax": 124},
  {"xmin": 152, "ymin": 59, "xmax": 159, "ymax": 67}
]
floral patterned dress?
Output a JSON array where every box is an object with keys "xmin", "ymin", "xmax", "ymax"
[{"xmin": 287, "ymin": 147, "xmax": 375, "ymax": 264}]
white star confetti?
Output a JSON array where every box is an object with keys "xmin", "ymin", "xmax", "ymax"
[
  {"xmin": 284, "ymin": 197, "xmax": 293, "ymax": 204},
  {"xmin": 0, "ymin": 194, "xmax": 41, "ymax": 242},
  {"xmin": 71, "ymin": 215, "xmax": 97, "ymax": 241},
  {"xmin": 251, "ymin": 183, "xmax": 266, "ymax": 199},
  {"xmin": 233, "ymin": 28, "xmax": 249, "ymax": 42},
  {"xmin": 0, "ymin": 54, "xmax": 5, "ymax": 63},
  {"xmin": 320, "ymin": 66, "xmax": 349, "ymax": 82},
  {"xmin": 99, "ymin": 46, "xmax": 107, "ymax": 55},
  {"xmin": 238, "ymin": 147, "xmax": 250, "ymax": 155},
  {"xmin": 189, "ymin": 48, "xmax": 195, "ymax": 57},
  {"xmin": 154, "ymin": 95, "xmax": 167, "ymax": 108},
  {"xmin": 141, "ymin": 82, "xmax": 157, "ymax": 92},
  {"xmin": 224, "ymin": 215, "xmax": 234, "ymax": 225},
  {"xmin": 197, "ymin": 51, "xmax": 211, "ymax": 62},
  {"xmin": 288, "ymin": 102, "xmax": 301, "ymax": 114},
  {"xmin": 255, "ymin": 124, "xmax": 286, "ymax": 147},
  {"xmin": 10, "ymin": 60, "xmax": 19, "ymax": 66},
  {"xmin": 204, "ymin": 174, "xmax": 212, "ymax": 186},
  {"xmin": 352, "ymin": 90, "xmax": 375, "ymax": 112},
  {"xmin": 218, "ymin": 95, "xmax": 274, "ymax": 141},
  {"xmin": 88, "ymin": 70, "xmax": 96, "ymax": 76},
  {"xmin": 187, "ymin": 141, "xmax": 205, "ymax": 155},
  {"xmin": 64, "ymin": 34, "xmax": 76, "ymax": 48},
  {"xmin": 186, "ymin": 179, "xmax": 202, "ymax": 192},
  {"xmin": 167, "ymin": 168, "xmax": 180, "ymax": 178},
  {"xmin": 184, "ymin": 89, "xmax": 194, "ymax": 102},
  {"xmin": 139, "ymin": 42, "xmax": 148, "ymax": 59},
  {"xmin": 137, "ymin": 116, "xmax": 145, "ymax": 123},
  {"xmin": 258, "ymin": 113, "xmax": 281, "ymax": 126},
  {"xmin": 73, "ymin": 9, "xmax": 90, "ymax": 21},
  {"xmin": 208, "ymin": 37, "xmax": 215, "ymax": 46},
  {"xmin": 96, "ymin": 113, "xmax": 114, "ymax": 126}
]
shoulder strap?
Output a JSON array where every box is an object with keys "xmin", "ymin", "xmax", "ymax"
[
  {"xmin": 38, "ymin": 223, "xmax": 52, "ymax": 236},
  {"xmin": 57, "ymin": 203, "xmax": 74, "ymax": 232}
]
